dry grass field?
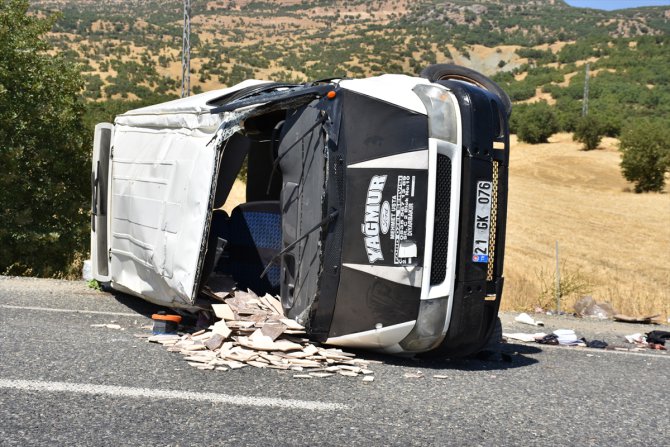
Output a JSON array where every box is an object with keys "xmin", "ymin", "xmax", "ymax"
[
  {"xmin": 503, "ymin": 133, "xmax": 670, "ymax": 319},
  {"xmin": 228, "ymin": 134, "xmax": 669, "ymax": 319}
]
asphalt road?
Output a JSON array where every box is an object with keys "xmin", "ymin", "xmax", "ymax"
[{"xmin": 1, "ymin": 277, "xmax": 668, "ymax": 446}]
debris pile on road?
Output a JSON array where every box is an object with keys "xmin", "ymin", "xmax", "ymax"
[{"xmin": 143, "ymin": 290, "xmax": 375, "ymax": 380}]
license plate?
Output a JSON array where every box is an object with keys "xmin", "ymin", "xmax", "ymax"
[{"xmin": 472, "ymin": 181, "xmax": 492, "ymax": 263}]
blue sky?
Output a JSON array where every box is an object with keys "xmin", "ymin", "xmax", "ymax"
[{"xmin": 564, "ymin": 0, "xmax": 670, "ymax": 10}]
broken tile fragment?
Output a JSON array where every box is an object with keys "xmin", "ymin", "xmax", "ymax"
[
  {"xmin": 91, "ymin": 323, "xmax": 122, "ymax": 330},
  {"xmin": 247, "ymin": 361, "xmax": 268, "ymax": 368},
  {"xmin": 212, "ymin": 320, "xmax": 232, "ymax": 338},
  {"xmin": 279, "ymin": 319, "xmax": 305, "ymax": 331},
  {"xmin": 404, "ymin": 371, "xmax": 424, "ymax": 379},
  {"xmin": 181, "ymin": 343, "xmax": 207, "ymax": 352},
  {"xmin": 309, "ymin": 372, "xmax": 335, "ymax": 378},
  {"xmin": 211, "ymin": 303, "xmax": 235, "ymax": 321},
  {"xmin": 205, "ymin": 333, "xmax": 225, "ymax": 350},
  {"xmin": 260, "ymin": 294, "xmax": 284, "ymax": 316},
  {"xmin": 148, "ymin": 334, "xmax": 180, "ymax": 343},
  {"xmin": 260, "ymin": 322, "xmax": 287, "ymax": 341}
]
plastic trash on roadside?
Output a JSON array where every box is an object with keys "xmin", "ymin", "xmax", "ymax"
[
  {"xmin": 553, "ymin": 329, "xmax": 582, "ymax": 346},
  {"xmin": 514, "ymin": 312, "xmax": 544, "ymax": 326},
  {"xmin": 573, "ymin": 296, "xmax": 615, "ymax": 320}
]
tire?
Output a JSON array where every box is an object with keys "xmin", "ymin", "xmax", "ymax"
[{"xmin": 420, "ymin": 64, "xmax": 512, "ymax": 118}]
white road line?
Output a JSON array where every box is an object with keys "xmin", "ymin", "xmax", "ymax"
[
  {"xmin": 0, "ymin": 304, "xmax": 141, "ymax": 318},
  {"xmin": 0, "ymin": 379, "xmax": 347, "ymax": 411}
]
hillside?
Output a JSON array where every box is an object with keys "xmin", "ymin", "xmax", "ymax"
[{"xmin": 31, "ymin": 0, "xmax": 670, "ymax": 103}]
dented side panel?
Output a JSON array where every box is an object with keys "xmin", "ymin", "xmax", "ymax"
[{"xmin": 108, "ymin": 125, "xmax": 218, "ymax": 307}]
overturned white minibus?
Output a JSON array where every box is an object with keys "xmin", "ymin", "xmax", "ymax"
[{"xmin": 91, "ymin": 65, "xmax": 510, "ymax": 356}]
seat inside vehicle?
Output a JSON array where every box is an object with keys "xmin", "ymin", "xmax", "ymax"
[{"xmin": 200, "ymin": 110, "xmax": 288, "ymax": 297}]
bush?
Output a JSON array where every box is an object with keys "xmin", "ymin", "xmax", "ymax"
[
  {"xmin": 619, "ymin": 119, "xmax": 670, "ymax": 193},
  {"xmin": 573, "ymin": 115, "xmax": 604, "ymax": 151},
  {"xmin": 514, "ymin": 101, "xmax": 559, "ymax": 144},
  {"xmin": 0, "ymin": 0, "xmax": 90, "ymax": 277}
]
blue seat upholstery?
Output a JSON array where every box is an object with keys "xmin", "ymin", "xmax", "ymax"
[{"xmin": 229, "ymin": 201, "xmax": 281, "ymax": 295}]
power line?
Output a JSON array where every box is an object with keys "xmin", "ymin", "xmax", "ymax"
[{"xmin": 181, "ymin": 0, "xmax": 191, "ymax": 98}]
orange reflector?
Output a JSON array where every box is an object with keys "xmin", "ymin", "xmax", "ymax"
[
  {"xmin": 152, "ymin": 313, "xmax": 182, "ymax": 323},
  {"xmin": 327, "ymin": 90, "xmax": 336, "ymax": 99}
]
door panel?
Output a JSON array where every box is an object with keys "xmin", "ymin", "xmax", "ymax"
[{"xmin": 108, "ymin": 125, "xmax": 218, "ymax": 307}]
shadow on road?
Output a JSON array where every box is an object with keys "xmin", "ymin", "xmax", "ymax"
[
  {"xmin": 106, "ymin": 288, "xmax": 170, "ymax": 318},
  {"xmin": 349, "ymin": 342, "xmax": 542, "ymax": 372}
]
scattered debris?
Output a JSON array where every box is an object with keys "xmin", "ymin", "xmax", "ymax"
[
  {"xmin": 625, "ymin": 333, "xmax": 646, "ymax": 345},
  {"xmin": 433, "ymin": 375, "xmax": 449, "ymax": 379},
  {"xmin": 586, "ymin": 339, "xmax": 608, "ymax": 349},
  {"xmin": 573, "ymin": 296, "xmax": 615, "ymax": 320},
  {"xmin": 553, "ymin": 329, "xmax": 583, "ymax": 346},
  {"xmin": 503, "ymin": 332, "xmax": 546, "ymax": 343},
  {"xmin": 624, "ymin": 332, "xmax": 669, "ymax": 350},
  {"xmin": 403, "ymin": 371, "xmax": 424, "ymax": 379},
  {"xmin": 514, "ymin": 312, "xmax": 544, "ymax": 327},
  {"xmin": 535, "ymin": 334, "xmax": 558, "ymax": 345},
  {"xmin": 646, "ymin": 330, "xmax": 670, "ymax": 346},
  {"xmin": 91, "ymin": 323, "xmax": 122, "ymax": 330},
  {"xmin": 614, "ymin": 314, "xmax": 661, "ymax": 324},
  {"xmin": 147, "ymin": 290, "xmax": 373, "ymax": 379}
]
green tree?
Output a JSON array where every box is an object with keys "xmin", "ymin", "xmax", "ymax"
[
  {"xmin": 619, "ymin": 119, "xmax": 670, "ymax": 193},
  {"xmin": 0, "ymin": 0, "xmax": 90, "ymax": 276},
  {"xmin": 514, "ymin": 101, "xmax": 559, "ymax": 144},
  {"xmin": 573, "ymin": 115, "xmax": 603, "ymax": 151}
]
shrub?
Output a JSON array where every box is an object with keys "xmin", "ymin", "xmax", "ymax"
[
  {"xmin": 0, "ymin": 0, "xmax": 90, "ymax": 277},
  {"xmin": 619, "ymin": 119, "xmax": 670, "ymax": 193},
  {"xmin": 573, "ymin": 115, "xmax": 604, "ymax": 151},
  {"xmin": 514, "ymin": 101, "xmax": 559, "ymax": 144}
]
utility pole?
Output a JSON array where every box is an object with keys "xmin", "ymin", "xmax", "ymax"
[
  {"xmin": 181, "ymin": 0, "xmax": 191, "ymax": 98},
  {"xmin": 555, "ymin": 240, "xmax": 561, "ymax": 315},
  {"xmin": 581, "ymin": 63, "xmax": 590, "ymax": 117}
]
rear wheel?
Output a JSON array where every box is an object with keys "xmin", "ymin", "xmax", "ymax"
[{"xmin": 420, "ymin": 64, "xmax": 512, "ymax": 118}]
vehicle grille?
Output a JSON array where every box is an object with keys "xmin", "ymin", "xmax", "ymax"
[{"xmin": 430, "ymin": 154, "xmax": 451, "ymax": 285}]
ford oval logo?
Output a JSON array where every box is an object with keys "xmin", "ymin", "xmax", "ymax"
[{"xmin": 380, "ymin": 201, "xmax": 391, "ymax": 235}]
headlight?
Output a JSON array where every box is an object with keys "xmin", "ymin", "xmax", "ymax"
[{"xmin": 413, "ymin": 84, "xmax": 458, "ymax": 143}]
